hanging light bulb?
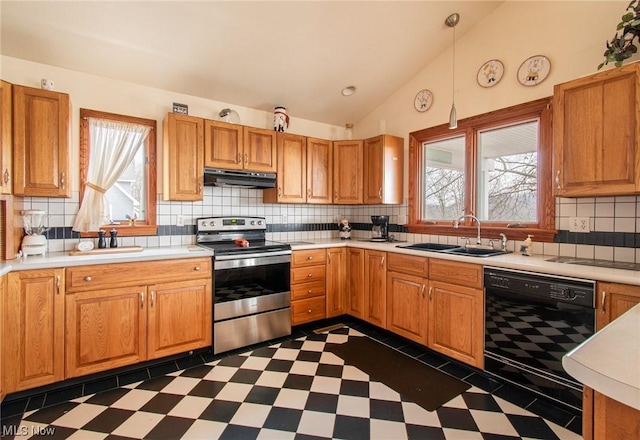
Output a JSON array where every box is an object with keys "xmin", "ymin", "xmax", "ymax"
[{"xmin": 445, "ymin": 13, "xmax": 460, "ymax": 130}]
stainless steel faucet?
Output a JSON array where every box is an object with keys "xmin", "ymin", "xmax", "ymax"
[{"xmin": 454, "ymin": 214, "xmax": 481, "ymax": 245}]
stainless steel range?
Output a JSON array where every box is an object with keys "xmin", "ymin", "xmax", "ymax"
[{"xmin": 196, "ymin": 216, "xmax": 291, "ymax": 354}]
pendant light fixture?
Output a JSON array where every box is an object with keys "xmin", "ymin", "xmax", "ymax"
[{"xmin": 445, "ymin": 13, "xmax": 460, "ymax": 129}]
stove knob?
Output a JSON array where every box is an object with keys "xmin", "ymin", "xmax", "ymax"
[
  {"xmin": 209, "ymin": 221, "xmax": 215, "ymax": 227},
  {"xmin": 258, "ymin": 220, "xmax": 263, "ymax": 225},
  {"xmin": 563, "ymin": 289, "xmax": 577, "ymax": 300},
  {"xmin": 251, "ymin": 221, "xmax": 256, "ymax": 225},
  {"xmin": 201, "ymin": 221, "xmax": 207, "ymax": 227}
]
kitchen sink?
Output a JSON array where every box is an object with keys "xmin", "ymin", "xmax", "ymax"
[{"xmin": 397, "ymin": 243, "xmax": 510, "ymax": 258}]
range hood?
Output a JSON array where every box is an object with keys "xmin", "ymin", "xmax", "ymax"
[{"xmin": 203, "ymin": 167, "xmax": 276, "ymax": 189}]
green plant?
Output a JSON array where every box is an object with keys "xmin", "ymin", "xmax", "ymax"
[{"xmin": 600, "ymin": 0, "xmax": 640, "ymax": 69}]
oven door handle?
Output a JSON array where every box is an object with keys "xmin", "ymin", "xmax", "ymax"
[{"xmin": 215, "ymin": 250, "xmax": 292, "ymax": 261}]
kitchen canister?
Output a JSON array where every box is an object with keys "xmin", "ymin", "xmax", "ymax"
[{"xmin": 274, "ymin": 106, "xmax": 289, "ymax": 132}]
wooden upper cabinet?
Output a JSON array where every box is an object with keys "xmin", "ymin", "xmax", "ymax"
[
  {"xmin": 307, "ymin": 137, "xmax": 333, "ymax": 204},
  {"xmin": 264, "ymin": 133, "xmax": 306, "ymax": 203},
  {"xmin": 0, "ymin": 81, "xmax": 12, "ymax": 195},
  {"xmin": 163, "ymin": 113, "xmax": 204, "ymax": 201},
  {"xmin": 243, "ymin": 126, "xmax": 276, "ymax": 172},
  {"xmin": 364, "ymin": 135, "xmax": 404, "ymax": 204},
  {"xmin": 333, "ymin": 140, "xmax": 363, "ymax": 204},
  {"xmin": 204, "ymin": 120, "xmax": 244, "ymax": 170},
  {"xmin": 13, "ymin": 85, "xmax": 70, "ymax": 197},
  {"xmin": 553, "ymin": 62, "xmax": 640, "ymax": 196}
]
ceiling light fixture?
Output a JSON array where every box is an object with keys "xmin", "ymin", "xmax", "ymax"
[
  {"xmin": 341, "ymin": 86, "xmax": 356, "ymax": 96},
  {"xmin": 445, "ymin": 12, "xmax": 460, "ymax": 130}
]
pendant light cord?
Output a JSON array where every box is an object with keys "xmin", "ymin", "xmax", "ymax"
[{"xmin": 451, "ymin": 24, "xmax": 456, "ymax": 106}]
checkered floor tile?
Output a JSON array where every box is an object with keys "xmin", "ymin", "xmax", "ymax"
[{"xmin": 2, "ymin": 327, "xmax": 581, "ymax": 439}]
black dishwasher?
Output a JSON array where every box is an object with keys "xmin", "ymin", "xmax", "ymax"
[{"xmin": 484, "ymin": 267, "xmax": 596, "ymax": 411}]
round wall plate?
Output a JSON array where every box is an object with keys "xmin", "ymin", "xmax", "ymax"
[
  {"xmin": 414, "ymin": 89, "xmax": 433, "ymax": 112},
  {"xmin": 477, "ymin": 59, "xmax": 504, "ymax": 88},
  {"xmin": 517, "ymin": 55, "xmax": 551, "ymax": 86}
]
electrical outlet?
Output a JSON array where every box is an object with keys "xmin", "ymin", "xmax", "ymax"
[
  {"xmin": 569, "ymin": 216, "xmax": 590, "ymax": 233},
  {"xmin": 176, "ymin": 215, "xmax": 185, "ymax": 227},
  {"xmin": 281, "ymin": 214, "xmax": 288, "ymax": 224}
]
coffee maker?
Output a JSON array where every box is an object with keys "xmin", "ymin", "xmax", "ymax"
[{"xmin": 371, "ymin": 215, "xmax": 389, "ymax": 242}]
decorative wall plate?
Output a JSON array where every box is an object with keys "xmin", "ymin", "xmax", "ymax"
[
  {"xmin": 517, "ymin": 55, "xmax": 551, "ymax": 86},
  {"xmin": 477, "ymin": 59, "xmax": 504, "ymax": 88},
  {"xmin": 414, "ymin": 89, "xmax": 433, "ymax": 112}
]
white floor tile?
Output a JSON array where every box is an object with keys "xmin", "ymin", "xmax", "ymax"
[
  {"xmin": 65, "ymin": 429, "xmax": 109, "ymax": 440},
  {"xmin": 272, "ymin": 347, "xmax": 299, "ymax": 361},
  {"xmin": 160, "ymin": 376, "xmax": 200, "ymax": 395},
  {"xmin": 470, "ymin": 409, "xmax": 519, "ymax": 437},
  {"xmin": 214, "ymin": 382, "xmax": 253, "ymax": 402},
  {"xmin": 336, "ymin": 395, "xmax": 370, "ymax": 418},
  {"xmin": 167, "ymin": 395, "xmax": 212, "ymax": 419},
  {"xmin": 443, "ymin": 427, "xmax": 485, "ymax": 439},
  {"xmin": 341, "ymin": 365, "xmax": 369, "ymax": 381},
  {"xmin": 310, "ymin": 376, "xmax": 342, "ymax": 395},
  {"xmin": 203, "ymin": 365, "xmax": 239, "ymax": 382},
  {"xmin": 297, "ymin": 410, "xmax": 336, "ymax": 438},
  {"xmin": 369, "ymin": 381, "xmax": 400, "ymax": 401},
  {"xmin": 257, "ymin": 428, "xmax": 297, "ymax": 440},
  {"xmin": 290, "ymin": 360, "xmax": 318, "ymax": 376},
  {"xmin": 401, "ymin": 401, "xmax": 441, "ymax": 427},
  {"xmin": 301, "ymin": 340, "xmax": 326, "ymax": 352},
  {"xmin": 273, "ymin": 388, "xmax": 310, "ymax": 410},
  {"xmin": 111, "ymin": 389, "xmax": 157, "ymax": 411},
  {"xmin": 239, "ymin": 355, "xmax": 271, "ymax": 371},
  {"xmin": 49, "ymin": 404, "xmax": 106, "ymax": 429},
  {"xmin": 111, "ymin": 411, "xmax": 164, "ymax": 438},
  {"xmin": 255, "ymin": 370, "xmax": 288, "ymax": 388},
  {"xmin": 181, "ymin": 419, "xmax": 227, "ymax": 440},
  {"xmin": 370, "ymin": 418, "xmax": 407, "ymax": 440},
  {"xmin": 229, "ymin": 402, "xmax": 271, "ymax": 427}
]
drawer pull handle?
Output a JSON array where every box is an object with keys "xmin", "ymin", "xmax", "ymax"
[
  {"xmin": 555, "ymin": 170, "xmax": 561, "ymax": 189},
  {"xmin": 601, "ymin": 290, "xmax": 606, "ymax": 314},
  {"xmin": 421, "ymin": 284, "xmax": 426, "ymax": 299},
  {"xmin": 60, "ymin": 172, "xmax": 66, "ymax": 189},
  {"xmin": 84, "ymin": 276, "xmax": 92, "ymax": 282},
  {"xmin": 151, "ymin": 291, "xmax": 155, "ymax": 307},
  {"xmin": 140, "ymin": 292, "xmax": 144, "ymax": 308},
  {"xmin": 244, "ymin": 153, "xmax": 248, "ymax": 165},
  {"xmin": 429, "ymin": 286, "xmax": 433, "ymax": 301},
  {"xmin": 194, "ymin": 266, "xmax": 201, "ymax": 271},
  {"xmin": 56, "ymin": 275, "xmax": 61, "ymax": 295},
  {"xmin": 3, "ymin": 168, "xmax": 9, "ymax": 184},
  {"xmin": 237, "ymin": 154, "xmax": 242, "ymax": 164},
  {"xmin": 380, "ymin": 256, "xmax": 385, "ymax": 267}
]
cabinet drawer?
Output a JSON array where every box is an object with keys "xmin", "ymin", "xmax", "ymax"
[
  {"xmin": 291, "ymin": 296, "xmax": 326, "ymax": 325},
  {"xmin": 429, "ymin": 259, "xmax": 482, "ymax": 289},
  {"xmin": 66, "ymin": 257, "xmax": 212, "ymax": 292},
  {"xmin": 387, "ymin": 252, "xmax": 428, "ymax": 277},
  {"xmin": 291, "ymin": 265, "xmax": 326, "ymax": 284},
  {"xmin": 292, "ymin": 249, "xmax": 326, "ymax": 267},
  {"xmin": 291, "ymin": 280, "xmax": 325, "ymax": 300}
]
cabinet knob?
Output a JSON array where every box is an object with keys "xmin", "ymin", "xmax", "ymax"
[
  {"xmin": 60, "ymin": 172, "xmax": 66, "ymax": 189},
  {"xmin": 307, "ymin": 256, "xmax": 313, "ymax": 260},
  {"xmin": 194, "ymin": 266, "xmax": 201, "ymax": 271},
  {"xmin": 244, "ymin": 153, "xmax": 248, "ymax": 165},
  {"xmin": 307, "ymin": 188, "xmax": 311, "ymax": 198},
  {"xmin": 236, "ymin": 154, "xmax": 242, "ymax": 164},
  {"xmin": 3, "ymin": 169, "xmax": 9, "ymax": 185},
  {"xmin": 308, "ymin": 309, "xmax": 312, "ymax": 313},
  {"xmin": 84, "ymin": 276, "xmax": 92, "ymax": 282},
  {"xmin": 555, "ymin": 170, "xmax": 561, "ymax": 189},
  {"xmin": 601, "ymin": 290, "xmax": 607, "ymax": 314},
  {"xmin": 307, "ymin": 273, "xmax": 313, "ymax": 278},
  {"xmin": 308, "ymin": 289, "xmax": 312, "ymax": 294}
]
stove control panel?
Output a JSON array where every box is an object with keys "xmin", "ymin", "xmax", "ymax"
[{"xmin": 197, "ymin": 216, "xmax": 266, "ymax": 232}]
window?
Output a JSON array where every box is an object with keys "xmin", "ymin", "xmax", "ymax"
[
  {"xmin": 408, "ymin": 98, "xmax": 555, "ymax": 242},
  {"xmin": 78, "ymin": 109, "xmax": 157, "ymax": 237}
]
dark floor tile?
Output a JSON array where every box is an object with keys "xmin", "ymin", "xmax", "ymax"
[
  {"xmin": 198, "ymin": 400, "xmax": 241, "ymax": 423},
  {"xmin": 84, "ymin": 376, "xmax": 119, "ymax": 396},
  {"xmin": 295, "ymin": 434, "xmax": 330, "ymax": 440},
  {"xmin": 118, "ymin": 368, "xmax": 150, "ymax": 386},
  {"xmin": 139, "ymin": 393, "xmax": 184, "ymax": 414},
  {"xmin": 464, "ymin": 373, "xmax": 503, "ymax": 393},
  {"xmin": 144, "ymin": 415, "xmax": 194, "ymax": 440},
  {"xmin": 135, "ymin": 375, "xmax": 176, "ymax": 392},
  {"xmin": 249, "ymin": 346, "xmax": 278, "ymax": 358},
  {"xmin": 315, "ymin": 364, "xmax": 344, "ymax": 378},
  {"xmin": 406, "ymin": 424, "xmax": 446, "ymax": 440},
  {"xmin": 219, "ymin": 424, "xmax": 260, "ymax": 440},
  {"xmin": 462, "ymin": 392, "xmax": 502, "ymax": 412},
  {"xmin": 526, "ymin": 398, "xmax": 578, "ymax": 428},
  {"xmin": 244, "ymin": 386, "xmax": 280, "ymax": 406},
  {"xmin": 481, "ymin": 434, "xmax": 521, "ymax": 440},
  {"xmin": 84, "ymin": 388, "xmax": 131, "ymax": 407},
  {"xmin": 179, "ymin": 364, "xmax": 214, "ymax": 379},
  {"xmin": 304, "ymin": 392, "xmax": 338, "ymax": 413},
  {"xmin": 24, "ymin": 402, "xmax": 79, "ymax": 424},
  {"xmin": 279, "ymin": 339, "xmax": 305, "ymax": 350},
  {"xmin": 104, "ymin": 435, "xmax": 138, "ymax": 440},
  {"xmin": 263, "ymin": 407, "xmax": 303, "ymax": 432},
  {"xmin": 265, "ymin": 359, "xmax": 294, "ymax": 373},
  {"xmin": 148, "ymin": 362, "xmax": 178, "ymax": 378},
  {"xmin": 296, "ymin": 350, "xmax": 322, "ymax": 363},
  {"xmin": 415, "ymin": 351, "xmax": 448, "ymax": 368},
  {"xmin": 1, "ymin": 397, "xmax": 29, "ymax": 418},
  {"xmin": 188, "ymin": 380, "xmax": 226, "ymax": 399},
  {"xmin": 369, "ymin": 399, "xmax": 404, "ymax": 422},
  {"xmin": 378, "ymin": 336, "xmax": 407, "ymax": 350},
  {"xmin": 339, "ymin": 380, "xmax": 369, "ymax": 398},
  {"xmin": 43, "ymin": 386, "xmax": 84, "ymax": 407},
  {"xmin": 491, "ymin": 383, "xmax": 537, "ymax": 409},
  {"xmin": 176, "ymin": 356, "xmax": 205, "ymax": 371},
  {"xmin": 81, "ymin": 408, "xmax": 135, "ymax": 433},
  {"xmin": 397, "ymin": 343, "xmax": 426, "ymax": 359},
  {"xmin": 436, "ymin": 407, "xmax": 479, "ymax": 431},
  {"xmin": 566, "ymin": 415, "xmax": 582, "ymax": 435},
  {"xmin": 229, "ymin": 368, "xmax": 262, "ymax": 384},
  {"xmin": 332, "ymin": 415, "xmax": 370, "ymax": 440},
  {"xmin": 25, "ymin": 393, "xmax": 46, "ymax": 412},
  {"xmin": 283, "ymin": 374, "xmax": 314, "ymax": 391},
  {"xmin": 201, "ymin": 351, "xmax": 217, "ymax": 364},
  {"xmin": 216, "ymin": 355, "xmax": 248, "ymax": 368},
  {"xmin": 438, "ymin": 361, "xmax": 473, "ymax": 381},
  {"xmin": 507, "ymin": 414, "xmax": 560, "ymax": 439}
]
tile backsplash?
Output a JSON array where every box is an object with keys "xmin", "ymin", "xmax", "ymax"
[{"xmin": 13, "ymin": 188, "xmax": 640, "ymax": 264}]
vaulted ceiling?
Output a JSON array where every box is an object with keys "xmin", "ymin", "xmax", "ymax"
[{"xmin": 1, "ymin": 1, "xmax": 503, "ymax": 126}]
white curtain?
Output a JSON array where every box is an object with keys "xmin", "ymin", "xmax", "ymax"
[{"xmin": 72, "ymin": 118, "xmax": 150, "ymax": 232}]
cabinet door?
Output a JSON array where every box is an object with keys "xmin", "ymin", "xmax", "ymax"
[
  {"xmin": 553, "ymin": 63, "xmax": 639, "ymax": 196},
  {"xmin": 593, "ymin": 390, "xmax": 640, "ymax": 440},
  {"xmin": 307, "ymin": 137, "xmax": 333, "ymax": 204},
  {"xmin": 13, "ymin": 86, "xmax": 70, "ymax": 197},
  {"xmin": 0, "ymin": 80, "xmax": 12, "ymax": 195},
  {"xmin": 204, "ymin": 120, "xmax": 243, "ymax": 170},
  {"xmin": 243, "ymin": 126, "xmax": 276, "ymax": 172},
  {"xmin": 364, "ymin": 135, "xmax": 404, "ymax": 204},
  {"xmin": 364, "ymin": 135, "xmax": 384, "ymax": 204},
  {"xmin": 386, "ymin": 271, "xmax": 427, "ymax": 345},
  {"xmin": 264, "ymin": 132, "xmax": 306, "ymax": 203},
  {"xmin": 0, "ymin": 275, "xmax": 5, "ymax": 400},
  {"xmin": 428, "ymin": 280, "xmax": 484, "ymax": 368},
  {"xmin": 65, "ymin": 286, "xmax": 147, "ymax": 378},
  {"xmin": 147, "ymin": 278, "xmax": 212, "ymax": 359},
  {"xmin": 364, "ymin": 250, "xmax": 386, "ymax": 327},
  {"xmin": 326, "ymin": 247, "xmax": 347, "ymax": 317},
  {"xmin": 163, "ymin": 113, "xmax": 204, "ymax": 201},
  {"xmin": 596, "ymin": 282, "xmax": 640, "ymax": 330},
  {"xmin": 4, "ymin": 269, "xmax": 64, "ymax": 392},
  {"xmin": 347, "ymin": 248, "xmax": 365, "ymax": 318},
  {"xmin": 333, "ymin": 140, "xmax": 363, "ymax": 204}
]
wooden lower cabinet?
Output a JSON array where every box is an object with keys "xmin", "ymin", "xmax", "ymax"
[
  {"xmin": 0, "ymin": 275, "xmax": 5, "ymax": 401},
  {"xmin": 386, "ymin": 271, "xmax": 428, "ymax": 345},
  {"xmin": 290, "ymin": 249, "xmax": 326, "ymax": 325},
  {"xmin": 3, "ymin": 269, "xmax": 65, "ymax": 393},
  {"xmin": 326, "ymin": 247, "xmax": 347, "ymax": 317},
  {"xmin": 347, "ymin": 248, "xmax": 365, "ymax": 318},
  {"xmin": 583, "ymin": 282, "xmax": 640, "ymax": 439},
  {"xmin": 364, "ymin": 250, "xmax": 386, "ymax": 327}
]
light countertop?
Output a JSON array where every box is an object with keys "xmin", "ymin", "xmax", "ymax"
[{"xmin": 563, "ymin": 303, "xmax": 640, "ymax": 410}]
